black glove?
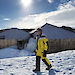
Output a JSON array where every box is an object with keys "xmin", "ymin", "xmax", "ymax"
[
  {"xmin": 43, "ymin": 50, "xmax": 47, "ymax": 57},
  {"xmin": 33, "ymin": 50, "xmax": 36, "ymax": 53}
]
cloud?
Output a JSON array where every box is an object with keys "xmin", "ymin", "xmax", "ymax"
[
  {"xmin": 1, "ymin": 0, "xmax": 75, "ymax": 29},
  {"xmin": 48, "ymin": 0, "xmax": 53, "ymax": 3},
  {"xmin": 0, "ymin": 18, "xmax": 10, "ymax": 22},
  {"xmin": 58, "ymin": 0, "xmax": 75, "ymax": 10},
  {"xmin": 47, "ymin": 0, "xmax": 75, "ymax": 27},
  {"xmin": 10, "ymin": 15, "xmax": 46, "ymax": 29},
  {"xmin": 3, "ymin": 18, "xmax": 10, "ymax": 21},
  {"xmin": 10, "ymin": 6, "xmax": 75, "ymax": 29}
]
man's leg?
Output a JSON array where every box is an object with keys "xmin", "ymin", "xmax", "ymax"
[
  {"xmin": 42, "ymin": 57, "xmax": 52, "ymax": 70},
  {"xmin": 33, "ymin": 56, "xmax": 40, "ymax": 72},
  {"xmin": 42, "ymin": 57, "xmax": 50, "ymax": 66},
  {"xmin": 36, "ymin": 56, "xmax": 40, "ymax": 71}
]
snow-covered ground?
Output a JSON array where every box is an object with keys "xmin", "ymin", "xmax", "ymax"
[
  {"xmin": 0, "ymin": 38, "xmax": 36, "ymax": 59},
  {"xmin": 0, "ymin": 38, "xmax": 75, "ymax": 75},
  {"xmin": 0, "ymin": 50, "xmax": 75, "ymax": 75},
  {"xmin": 0, "ymin": 46, "xmax": 35, "ymax": 59}
]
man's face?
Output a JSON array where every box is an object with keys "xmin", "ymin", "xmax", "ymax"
[{"xmin": 37, "ymin": 31, "xmax": 41, "ymax": 36}]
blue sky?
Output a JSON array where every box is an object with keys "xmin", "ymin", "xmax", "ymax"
[
  {"xmin": 0, "ymin": 0, "xmax": 75, "ymax": 29},
  {"xmin": 0, "ymin": 0, "xmax": 61, "ymax": 18}
]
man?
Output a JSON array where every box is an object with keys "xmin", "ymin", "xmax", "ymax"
[{"xmin": 33, "ymin": 28, "xmax": 52, "ymax": 72}]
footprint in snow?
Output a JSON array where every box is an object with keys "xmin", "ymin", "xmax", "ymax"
[
  {"xmin": 3, "ymin": 64, "xmax": 12, "ymax": 66},
  {"xmin": 63, "ymin": 72, "xmax": 66, "ymax": 74},
  {"xmin": 24, "ymin": 60, "xmax": 26, "ymax": 61},
  {"xmin": 0, "ymin": 69, "xmax": 4, "ymax": 70},
  {"xmin": 49, "ymin": 69, "xmax": 60, "ymax": 75},
  {"xmin": 52, "ymin": 61, "xmax": 54, "ymax": 63},
  {"xmin": 66, "ymin": 67, "xmax": 73, "ymax": 71},
  {"xmin": 58, "ymin": 61, "xmax": 62, "ymax": 63},
  {"xmin": 73, "ymin": 56, "xmax": 75, "ymax": 58},
  {"xmin": 56, "ymin": 57, "xmax": 60, "ymax": 58},
  {"xmin": 49, "ymin": 59, "xmax": 52, "ymax": 60},
  {"xmin": 11, "ymin": 73, "xmax": 14, "ymax": 75},
  {"xmin": 59, "ymin": 59, "xmax": 62, "ymax": 60},
  {"xmin": 64, "ymin": 57, "xmax": 71, "ymax": 60},
  {"xmin": 69, "ymin": 72, "xmax": 72, "ymax": 75}
]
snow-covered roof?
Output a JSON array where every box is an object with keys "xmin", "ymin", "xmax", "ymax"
[
  {"xmin": 34, "ymin": 23, "xmax": 75, "ymax": 39},
  {"xmin": 0, "ymin": 29, "xmax": 30, "ymax": 40}
]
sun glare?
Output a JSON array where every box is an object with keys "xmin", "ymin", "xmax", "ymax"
[{"xmin": 21, "ymin": 0, "xmax": 32, "ymax": 7}]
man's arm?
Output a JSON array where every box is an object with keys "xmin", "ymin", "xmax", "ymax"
[{"xmin": 43, "ymin": 39, "xmax": 49, "ymax": 57}]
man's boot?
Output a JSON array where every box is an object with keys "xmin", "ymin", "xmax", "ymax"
[
  {"xmin": 42, "ymin": 59, "xmax": 52, "ymax": 70},
  {"xmin": 33, "ymin": 68, "xmax": 40, "ymax": 72},
  {"xmin": 46, "ymin": 64, "xmax": 52, "ymax": 70}
]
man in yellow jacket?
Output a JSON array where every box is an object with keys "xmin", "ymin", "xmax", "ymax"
[{"xmin": 33, "ymin": 28, "xmax": 52, "ymax": 72}]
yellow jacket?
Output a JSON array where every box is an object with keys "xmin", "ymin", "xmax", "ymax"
[{"xmin": 35, "ymin": 36, "xmax": 48, "ymax": 58}]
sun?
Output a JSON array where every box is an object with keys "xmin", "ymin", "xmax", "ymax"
[{"xmin": 21, "ymin": 0, "xmax": 32, "ymax": 7}]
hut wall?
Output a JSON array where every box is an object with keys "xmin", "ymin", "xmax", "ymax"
[
  {"xmin": 0, "ymin": 39, "xmax": 17, "ymax": 49},
  {"xmin": 0, "ymin": 39, "xmax": 75, "ymax": 53},
  {"xmin": 48, "ymin": 39, "xmax": 75, "ymax": 53}
]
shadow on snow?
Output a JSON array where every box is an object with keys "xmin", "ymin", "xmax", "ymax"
[{"xmin": 32, "ymin": 69, "xmax": 57, "ymax": 75}]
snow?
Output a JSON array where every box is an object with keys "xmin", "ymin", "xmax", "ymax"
[
  {"xmin": 0, "ymin": 29, "xmax": 30, "ymax": 39},
  {"xmin": 0, "ymin": 36, "xmax": 75, "ymax": 75},
  {"xmin": 26, "ymin": 38, "xmax": 37, "ymax": 52},
  {"xmin": 34, "ymin": 23, "xmax": 75, "ymax": 39},
  {"xmin": 0, "ymin": 46, "xmax": 34, "ymax": 59},
  {"xmin": 0, "ymin": 50, "xmax": 75, "ymax": 75},
  {"xmin": 0, "ymin": 38, "xmax": 36, "ymax": 59}
]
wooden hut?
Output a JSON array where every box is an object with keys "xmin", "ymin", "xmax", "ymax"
[
  {"xmin": 0, "ymin": 28, "xmax": 30, "ymax": 49},
  {"xmin": 32, "ymin": 23, "xmax": 75, "ymax": 53}
]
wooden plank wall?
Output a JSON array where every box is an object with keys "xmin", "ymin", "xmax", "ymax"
[
  {"xmin": 48, "ymin": 39, "xmax": 75, "ymax": 53},
  {"xmin": 0, "ymin": 39, "xmax": 75, "ymax": 53},
  {"xmin": 0, "ymin": 39, "xmax": 17, "ymax": 49}
]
